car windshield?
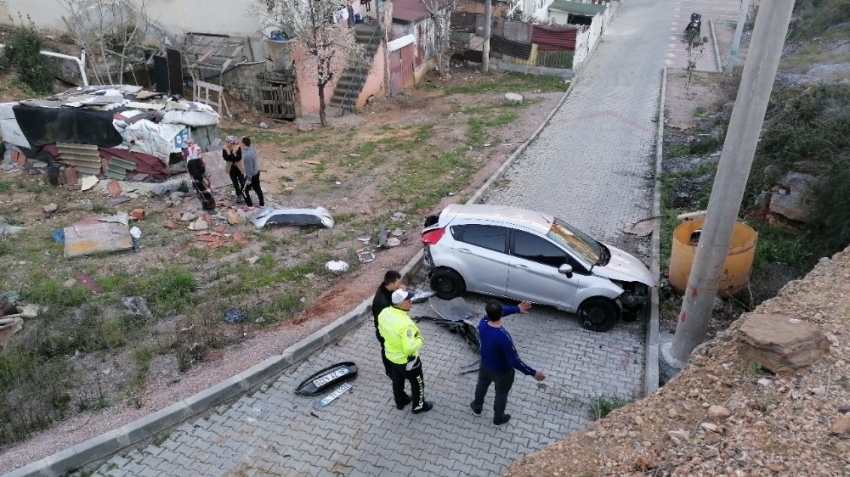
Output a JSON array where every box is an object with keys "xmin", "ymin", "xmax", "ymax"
[{"xmin": 547, "ymin": 218, "xmax": 603, "ymax": 265}]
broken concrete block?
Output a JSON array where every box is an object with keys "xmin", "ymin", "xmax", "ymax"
[
  {"xmin": 43, "ymin": 203, "xmax": 58, "ymax": 214},
  {"xmin": 188, "ymin": 218, "xmax": 209, "ymax": 231},
  {"xmin": 80, "ymin": 176, "xmax": 99, "ymax": 191},
  {"xmin": 130, "ymin": 209, "xmax": 146, "ymax": 221},
  {"xmin": 737, "ymin": 314, "xmax": 830, "ymax": 373}
]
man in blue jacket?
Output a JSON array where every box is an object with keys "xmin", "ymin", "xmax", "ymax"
[{"xmin": 470, "ymin": 300, "xmax": 546, "ymax": 425}]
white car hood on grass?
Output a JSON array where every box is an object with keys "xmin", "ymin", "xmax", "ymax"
[{"xmin": 591, "ymin": 243, "xmax": 656, "ymax": 286}]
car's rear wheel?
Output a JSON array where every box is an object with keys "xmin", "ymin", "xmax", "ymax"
[
  {"xmin": 430, "ymin": 268, "xmax": 465, "ymax": 300},
  {"xmin": 578, "ymin": 297, "xmax": 619, "ymax": 332}
]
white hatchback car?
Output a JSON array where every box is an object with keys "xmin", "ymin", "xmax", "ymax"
[{"xmin": 421, "ymin": 204, "xmax": 656, "ymax": 332}]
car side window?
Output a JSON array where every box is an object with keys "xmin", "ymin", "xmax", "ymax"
[
  {"xmin": 512, "ymin": 230, "xmax": 570, "ymax": 268},
  {"xmin": 450, "ymin": 225, "xmax": 466, "ymax": 240},
  {"xmin": 458, "ymin": 225, "xmax": 509, "ymax": 253}
]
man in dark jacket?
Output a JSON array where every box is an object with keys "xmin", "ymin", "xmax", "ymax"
[
  {"xmin": 372, "ymin": 270, "xmax": 404, "ymax": 379},
  {"xmin": 470, "ymin": 300, "xmax": 546, "ymax": 425}
]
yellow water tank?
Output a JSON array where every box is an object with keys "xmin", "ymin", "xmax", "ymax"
[{"xmin": 669, "ymin": 219, "xmax": 758, "ymax": 297}]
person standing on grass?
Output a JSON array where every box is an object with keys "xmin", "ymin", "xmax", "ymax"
[
  {"xmin": 372, "ymin": 270, "xmax": 405, "ymax": 379},
  {"xmin": 240, "ymin": 136, "xmax": 265, "ymax": 209},
  {"xmin": 378, "ymin": 289, "xmax": 433, "ymax": 414},
  {"xmin": 470, "ymin": 300, "xmax": 546, "ymax": 425},
  {"xmin": 222, "ymin": 136, "xmax": 246, "ymax": 203}
]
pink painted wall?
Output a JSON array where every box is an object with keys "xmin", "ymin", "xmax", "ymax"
[
  {"xmin": 294, "ymin": 45, "xmax": 344, "ymax": 117},
  {"xmin": 356, "ymin": 43, "xmax": 387, "ymax": 108}
]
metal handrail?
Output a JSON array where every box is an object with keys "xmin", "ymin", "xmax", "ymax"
[{"xmin": 337, "ymin": 24, "xmax": 383, "ymax": 116}]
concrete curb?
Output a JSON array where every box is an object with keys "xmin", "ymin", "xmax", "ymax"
[
  {"xmin": 5, "ymin": 78, "xmax": 578, "ymax": 477},
  {"xmin": 709, "ymin": 19, "xmax": 723, "ymax": 73},
  {"xmin": 644, "ymin": 67, "xmax": 667, "ymax": 398}
]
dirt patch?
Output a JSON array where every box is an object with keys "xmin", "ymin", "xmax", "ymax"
[
  {"xmin": 0, "ymin": 68, "xmax": 567, "ymax": 470},
  {"xmin": 506, "ymin": 247, "xmax": 850, "ymax": 477}
]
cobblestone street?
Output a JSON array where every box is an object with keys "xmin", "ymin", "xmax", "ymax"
[{"xmin": 94, "ymin": 0, "xmax": 674, "ymax": 474}]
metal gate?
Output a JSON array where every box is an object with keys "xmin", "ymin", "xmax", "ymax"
[{"xmin": 389, "ymin": 44, "xmax": 416, "ymax": 96}]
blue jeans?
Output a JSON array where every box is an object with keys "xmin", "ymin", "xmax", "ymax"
[{"xmin": 471, "ymin": 367, "xmax": 515, "ymax": 420}]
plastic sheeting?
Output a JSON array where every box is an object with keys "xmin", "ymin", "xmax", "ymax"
[
  {"xmin": 113, "ymin": 118, "xmax": 188, "ymax": 162},
  {"xmin": 11, "ymin": 104, "xmax": 125, "ymax": 148},
  {"xmin": 162, "ymin": 110, "xmax": 219, "ymax": 127}
]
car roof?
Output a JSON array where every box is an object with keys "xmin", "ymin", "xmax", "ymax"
[{"xmin": 441, "ymin": 204, "xmax": 554, "ymax": 234}]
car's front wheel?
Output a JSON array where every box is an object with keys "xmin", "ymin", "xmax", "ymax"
[
  {"xmin": 578, "ymin": 297, "xmax": 620, "ymax": 332},
  {"xmin": 430, "ymin": 268, "xmax": 465, "ymax": 300}
]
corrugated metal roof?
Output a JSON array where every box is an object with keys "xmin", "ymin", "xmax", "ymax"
[{"xmin": 548, "ymin": 0, "xmax": 608, "ymax": 16}]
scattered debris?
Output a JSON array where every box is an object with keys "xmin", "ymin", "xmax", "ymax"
[
  {"xmin": 123, "ymin": 296, "xmax": 152, "ymax": 318},
  {"xmin": 357, "ymin": 236, "xmax": 371, "ymax": 244},
  {"xmin": 188, "ymin": 218, "xmax": 209, "ymax": 231},
  {"xmin": 226, "ymin": 209, "xmax": 242, "ymax": 225},
  {"xmin": 410, "ymin": 290, "xmax": 436, "ymax": 304},
  {"xmin": 305, "ymin": 160, "xmax": 322, "ymax": 166},
  {"xmin": 130, "ymin": 209, "xmax": 146, "ymax": 221},
  {"xmin": 391, "ymin": 229, "xmax": 403, "ymax": 237},
  {"xmin": 106, "ymin": 180, "xmax": 122, "ymax": 197},
  {"xmin": 130, "ymin": 226, "xmax": 142, "ymax": 251},
  {"xmin": 378, "ymin": 229, "xmax": 389, "ymax": 248},
  {"xmin": 326, "ymin": 261, "xmax": 349, "ymax": 274},
  {"xmin": 222, "ymin": 308, "xmax": 248, "ymax": 325},
  {"xmin": 52, "ymin": 230, "xmax": 65, "ymax": 244},
  {"xmin": 295, "ymin": 362, "xmax": 358, "ymax": 396},
  {"xmin": 106, "ymin": 195, "xmax": 132, "ymax": 206},
  {"xmin": 252, "ymin": 207, "xmax": 334, "ymax": 229},
  {"xmin": 80, "ymin": 176, "xmax": 99, "ymax": 191},
  {"xmin": 283, "ymin": 174, "xmax": 295, "ymax": 181},
  {"xmin": 391, "ymin": 212, "xmax": 407, "ymax": 222},
  {"xmin": 43, "ymin": 203, "xmax": 58, "ymax": 214},
  {"xmin": 414, "ymin": 297, "xmax": 481, "ymax": 373},
  {"xmin": 0, "ymin": 316, "xmax": 24, "ymax": 349},
  {"xmin": 358, "ymin": 252, "xmax": 375, "ymax": 263},
  {"xmin": 64, "ymin": 217, "xmax": 133, "ymax": 257},
  {"xmin": 181, "ymin": 212, "xmax": 197, "ymax": 222},
  {"xmin": 505, "ymin": 92, "xmax": 524, "ymax": 102},
  {"xmin": 259, "ymin": 122, "xmax": 269, "ymax": 129},
  {"xmin": 73, "ymin": 269, "xmax": 102, "ymax": 293},
  {"xmin": 386, "ymin": 237, "xmax": 401, "ymax": 247},
  {"xmin": 0, "ymin": 222, "xmax": 27, "ymax": 236},
  {"xmin": 623, "ymin": 219, "xmax": 655, "ymax": 237},
  {"xmin": 69, "ymin": 199, "xmax": 94, "ymax": 212}
]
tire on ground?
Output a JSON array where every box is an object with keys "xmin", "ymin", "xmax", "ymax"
[
  {"xmin": 429, "ymin": 268, "xmax": 465, "ymax": 300},
  {"xmin": 577, "ymin": 297, "xmax": 620, "ymax": 332}
]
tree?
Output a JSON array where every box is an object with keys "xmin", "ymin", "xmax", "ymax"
[
  {"xmin": 681, "ymin": 29, "xmax": 709, "ymax": 91},
  {"xmin": 1, "ymin": 15, "xmax": 54, "ymax": 94},
  {"xmin": 419, "ymin": 0, "xmax": 455, "ymax": 78},
  {"xmin": 256, "ymin": 0, "xmax": 364, "ymax": 126},
  {"xmin": 59, "ymin": 0, "xmax": 158, "ymax": 85}
]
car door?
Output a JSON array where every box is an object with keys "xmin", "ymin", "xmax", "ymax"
[
  {"xmin": 507, "ymin": 230, "xmax": 583, "ymax": 309},
  {"xmin": 452, "ymin": 225, "xmax": 510, "ymax": 296}
]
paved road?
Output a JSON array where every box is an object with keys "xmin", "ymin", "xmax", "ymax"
[
  {"xmin": 666, "ymin": 0, "xmax": 743, "ymax": 71},
  {"xmin": 93, "ymin": 0, "xmax": 673, "ymax": 475}
]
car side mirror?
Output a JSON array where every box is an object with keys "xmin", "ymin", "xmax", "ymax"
[{"xmin": 559, "ymin": 264, "xmax": 573, "ymax": 278}]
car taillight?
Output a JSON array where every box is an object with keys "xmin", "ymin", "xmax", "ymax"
[{"xmin": 422, "ymin": 228, "xmax": 445, "ymax": 246}]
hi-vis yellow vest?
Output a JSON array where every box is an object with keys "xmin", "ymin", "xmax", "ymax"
[{"xmin": 377, "ymin": 307, "xmax": 424, "ymax": 364}]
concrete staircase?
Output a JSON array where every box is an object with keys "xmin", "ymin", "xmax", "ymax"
[{"xmin": 329, "ymin": 23, "xmax": 382, "ymax": 115}]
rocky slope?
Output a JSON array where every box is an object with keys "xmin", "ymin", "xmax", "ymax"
[{"xmin": 505, "ymin": 246, "xmax": 850, "ymax": 476}]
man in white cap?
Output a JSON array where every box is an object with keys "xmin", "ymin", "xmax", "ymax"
[{"xmin": 377, "ymin": 289, "xmax": 433, "ymax": 414}]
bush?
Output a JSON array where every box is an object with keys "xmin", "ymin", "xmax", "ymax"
[
  {"xmin": 587, "ymin": 394, "xmax": 634, "ymax": 420},
  {"xmin": 1, "ymin": 16, "xmax": 54, "ymax": 95}
]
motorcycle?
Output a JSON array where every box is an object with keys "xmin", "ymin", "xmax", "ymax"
[{"xmin": 685, "ymin": 12, "xmax": 702, "ymax": 34}]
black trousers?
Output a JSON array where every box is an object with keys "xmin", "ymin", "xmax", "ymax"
[
  {"xmin": 471, "ymin": 367, "xmax": 515, "ymax": 420},
  {"xmin": 243, "ymin": 172, "xmax": 265, "ymax": 207},
  {"xmin": 390, "ymin": 357, "xmax": 425, "ymax": 409},
  {"xmin": 191, "ymin": 177, "xmax": 215, "ymax": 211},
  {"xmin": 376, "ymin": 331, "xmax": 393, "ymax": 379},
  {"xmin": 228, "ymin": 163, "xmax": 245, "ymax": 198}
]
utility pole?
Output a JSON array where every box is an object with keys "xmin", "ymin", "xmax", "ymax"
[
  {"xmin": 482, "ymin": 0, "xmax": 492, "ymax": 73},
  {"xmin": 670, "ymin": 0, "xmax": 795, "ymax": 362},
  {"xmin": 726, "ymin": 0, "xmax": 752, "ymax": 74}
]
